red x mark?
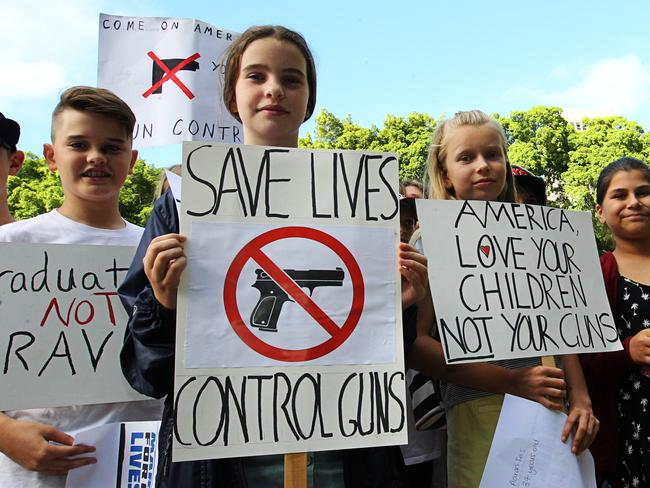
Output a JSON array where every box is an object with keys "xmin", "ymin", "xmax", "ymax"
[{"xmin": 143, "ymin": 51, "xmax": 201, "ymax": 99}]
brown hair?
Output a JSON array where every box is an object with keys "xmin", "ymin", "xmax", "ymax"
[
  {"xmin": 222, "ymin": 25, "xmax": 317, "ymax": 123},
  {"xmin": 426, "ymin": 110, "xmax": 515, "ymax": 202},
  {"xmin": 51, "ymin": 86, "xmax": 136, "ymax": 140},
  {"xmin": 596, "ymin": 157, "xmax": 650, "ymax": 204}
]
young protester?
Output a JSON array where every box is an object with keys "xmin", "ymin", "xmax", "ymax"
[
  {"xmin": 408, "ymin": 110, "xmax": 598, "ymax": 488},
  {"xmin": 119, "ymin": 25, "xmax": 427, "ymax": 488},
  {"xmin": 581, "ymin": 157, "xmax": 650, "ymax": 487},
  {"xmin": 400, "ymin": 179, "xmax": 424, "ymax": 199},
  {"xmin": 0, "ymin": 87, "xmax": 162, "ymax": 487},
  {"xmin": 0, "ymin": 113, "xmax": 25, "ymax": 225},
  {"xmin": 511, "ymin": 165, "xmax": 547, "ymax": 206}
]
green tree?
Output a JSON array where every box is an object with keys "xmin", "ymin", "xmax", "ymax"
[
  {"xmin": 562, "ymin": 116, "xmax": 650, "ymax": 251},
  {"xmin": 7, "ymin": 153, "xmax": 63, "ymax": 220},
  {"xmin": 8, "ymin": 155, "xmax": 162, "ymax": 226},
  {"xmin": 300, "ymin": 109, "xmax": 436, "ymax": 181},
  {"xmin": 496, "ymin": 106, "xmax": 573, "ymax": 206},
  {"xmin": 119, "ymin": 160, "xmax": 162, "ymax": 226}
]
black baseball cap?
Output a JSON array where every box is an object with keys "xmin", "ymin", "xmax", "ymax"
[{"xmin": 0, "ymin": 113, "xmax": 20, "ymax": 152}]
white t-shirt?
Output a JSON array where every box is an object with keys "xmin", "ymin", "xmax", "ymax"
[{"xmin": 0, "ymin": 209, "xmax": 163, "ymax": 488}]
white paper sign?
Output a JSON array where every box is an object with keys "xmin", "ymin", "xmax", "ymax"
[
  {"xmin": 0, "ymin": 243, "xmax": 149, "ymax": 409},
  {"xmin": 66, "ymin": 421, "xmax": 160, "ymax": 488},
  {"xmin": 172, "ymin": 142, "xmax": 406, "ymax": 461},
  {"xmin": 480, "ymin": 395, "xmax": 596, "ymax": 488},
  {"xmin": 98, "ymin": 14, "xmax": 241, "ymax": 148},
  {"xmin": 416, "ymin": 200, "xmax": 621, "ymax": 364}
]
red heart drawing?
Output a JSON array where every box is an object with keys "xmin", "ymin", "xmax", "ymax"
[{"xmin": 480, "ymin": 245, "xmax": 490, "ymax": 257}]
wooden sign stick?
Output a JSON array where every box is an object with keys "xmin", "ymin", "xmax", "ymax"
[{"xmin": 284, "ymin": 452, "xmax": 307, "ymax": 488}]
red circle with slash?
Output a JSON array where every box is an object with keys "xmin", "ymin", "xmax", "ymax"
[{"xmin": 223, "ymin": 226, "xmax": 364, "ymax": 361}]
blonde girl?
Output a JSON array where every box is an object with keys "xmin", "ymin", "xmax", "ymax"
[{"xmin": 409, "ymin": 110, "xmax": 598, "ymax": 488}]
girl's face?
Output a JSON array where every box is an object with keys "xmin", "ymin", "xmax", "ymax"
[
  {"xmin": 442, "ymin": 124, "xmax": 507, "ymax": 201},
  {"xmin": 597, "ymin": 169, "xmax": 650, "ymax": 241},
  {"xmin": 232, "ymin": 37, "xmax": 309, "ymax": 147}
]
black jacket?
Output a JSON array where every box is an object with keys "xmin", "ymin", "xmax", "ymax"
[{"xmin": 119, "ymin": 191, "xmax": 408, "ymax": 488}]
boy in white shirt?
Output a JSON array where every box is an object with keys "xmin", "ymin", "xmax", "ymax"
[{"xmin": 0, "ymin": 86, "xmax": 162, "ymax": 487}]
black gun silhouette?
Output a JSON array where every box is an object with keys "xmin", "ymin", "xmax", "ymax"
[
  {"xmin": 150, "ymin": 58, "xmax": 200, "ymax": 94},
  {"xmin": 250, "ymin": 268, "xmax": 344, "ymax": 332}
]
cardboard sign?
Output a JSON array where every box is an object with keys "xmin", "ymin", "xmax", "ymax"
[
  {"xmin": 416, "ymin": 200, "xmax": 621, "ymax": 364},
  {"xmin": 66, "ymin": 421, "xmax": 160, "ymax": 488},
  {"xmin": 98, "ymin": 14, "xmax": 241, "ymax": 148},
  {"xmin": 173, "ymin": 143, "xmax": 406, "ymax": 461},
  {"xmin": 0, "ymin": 243, "xmax": 149, "ymax": 409}
]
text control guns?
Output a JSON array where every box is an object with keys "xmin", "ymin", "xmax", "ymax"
[{"xmin": 250, "ymin": 268, "xmax": 345, "ymax": 332}]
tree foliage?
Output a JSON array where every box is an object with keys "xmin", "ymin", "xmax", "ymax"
[
  {"xmin": 495, "ymin": 106, "xmax": 573, "ymax": 206},
  {"xmin": 300, "ymin": 109, "xmax": 437, "ymax": 180},
  {"xmin": 7, "ymin": 155, "xmax": 162, "ymax": 226},
  {"xmin": 10, "ymin": 107, "xmax": 650, "ymax": 253}
]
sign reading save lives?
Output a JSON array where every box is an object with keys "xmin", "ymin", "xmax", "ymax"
[
  {"xmin": 416, "ymin": 200, "xmax": 621, "ymax": 364},
  {"xmin": 173, "ymin": 143, "xmax": 406, "ymax": 461},
  {"xmin": 0, "ymin": 244, "xmax": 149, "ymax": 410}
]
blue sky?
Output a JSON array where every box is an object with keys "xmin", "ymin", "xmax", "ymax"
[{"xmin": 3, "ymin": 0, "xmax": 650, "ymax": 166}]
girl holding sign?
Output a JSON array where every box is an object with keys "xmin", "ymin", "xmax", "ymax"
[
  {"xmin": 409, "ymin": 110, "xmax": 598, "ymax": 488},
  {"xmin": 581, "ymin": 157, "xmax": 650, "ymax": 487},
  {"xmin": 119, "ymin": 25, "xmax": 427, "ymax": 487}
]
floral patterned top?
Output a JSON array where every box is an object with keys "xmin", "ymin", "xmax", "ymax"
[{"xmin": 616, "ymin": 276, "xmax": 650, "ymax": 488}]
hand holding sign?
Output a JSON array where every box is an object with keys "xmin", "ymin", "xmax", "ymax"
[
  {"xmin": 143, "ymin": 233, "xmax": 187, "ymax": 310},
  {"xmin": 398, "ymin": 242, "xmax": 428, "ymax": 309},
  {"xmin": 0, "ymin": 415, "xmax": 96, "ymax": 475}
]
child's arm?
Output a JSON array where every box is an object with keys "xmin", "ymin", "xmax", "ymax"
[
  {"xmin": 0, "ymin": 412, "xmax": 95, "ymax": 475},
  {"xmin": 119, "ymin": 191, "xmax": 183, "ymax": 399},
  {"xmin": 562, "ymin": 354, "xmax": 599, "ymax": 454},
  {"xmin": 407, "ymin": 291, "xmax": 566, "ymax": 409}
]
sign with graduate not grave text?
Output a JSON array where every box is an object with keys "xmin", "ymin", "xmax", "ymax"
[
  {"xmin": 416, "ymin": 199, "xmax": 621, "ymax": 365},
  {"xmin": 98, "ymin": 14, "xmax": 241, "ymax": 148},
  {"xmin": 173, "ymin": 142, "xmax": 406, "ymax": 461},
  {"xmin": 0, "ymin": 243, "xmax": 149, "ymax": 410}
]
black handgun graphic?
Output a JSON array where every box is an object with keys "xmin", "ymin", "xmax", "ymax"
[
  {"xmin": 150, "ymin": 58, "xmax": 200, "ymax": 94},
  {"xmin": 250, "ymin": 268, "xmax": 345, "ymax": 332}
]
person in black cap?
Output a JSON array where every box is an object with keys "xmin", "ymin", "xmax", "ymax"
[
  {"xmin": 511, "ymin": 165, "xmax": 547, "ymax": 206},
  {"xmin": 0, "ymin": 113, "xmax": 24, "ymax": 225}
]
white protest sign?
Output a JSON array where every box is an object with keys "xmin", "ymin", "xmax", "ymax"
[
  {"xmin": 0, "ymin": 243, "xmax": 149, "ymax": 409},
  {"xmin": 480, "ymin": 395, "xmax": 596, "ymax": 488},
  {"xmin": 98, "ymin": 14, "xmax": 241, "ymax": 148},
  {"xmin": 66, "ymin": 421, "xmax": 160, "ymax": 488},
  {"xmin": 416, "ymin": 200, "xmax": 621, "ymax": 364},
  {"xmin": 173, "ymin": 142, "xmax": 406, "ymax": 461}
]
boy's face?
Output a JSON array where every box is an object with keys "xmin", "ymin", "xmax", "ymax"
[{"xmin": 44, "ymin": 109, "xmax": 137, "ymax": 206}]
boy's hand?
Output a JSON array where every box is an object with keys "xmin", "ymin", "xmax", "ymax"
[
  {"xmin": 399, "ymin": 243, "xmax": 428, "ymax": 309},
  {"xmin": 562, "ymin": 397, "xmax": 599, "ymax": 454},
  {"xmin": 143, "ymin": 233, "xmax": 187, "ymax": 310},
  {"xmin": 0, "ymin": 416, "xmax": 96, "ymax": 475},
  {"xmin": 629, "ymin": 329, "xmax": 650, "ymax": 365},
  {"xmin": 509, "ymin": 366, "xmax": 566, "ymax": 410}
]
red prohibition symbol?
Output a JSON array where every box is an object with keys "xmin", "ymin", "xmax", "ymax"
[
  {"xmin": 143, "ymin": 51, "xmax": 200, "ymax": 99},
  {"xmin": 223, "ymin": 226, "xmax": 365, "ymax": 362}
]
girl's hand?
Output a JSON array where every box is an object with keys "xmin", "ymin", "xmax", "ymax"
[
  {"xmin": 509, "ymin": 366, "xmax": 566, "ymax": 410},
  {"xmin": 0, "ymin": 416, "xmax": 96, "ymax": 475},
  {"xmin": 561, "ymin": 397, "xmax": 599, "ymax": 454},
  {"xmin": 143, "ymin": 233, "xmax": 187, "ymax": 310},
  {"xmin": 399, "ymin": 242, "xmax": 428, "ymax": 309},
  {"xmin": 629, "ymin": 329, "xmax": 650, "ymax": 365}
]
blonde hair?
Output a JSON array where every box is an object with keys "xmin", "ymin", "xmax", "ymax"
[{"xmin": 426, "ymin": 110, "xmax": 515, "ymax": 202}]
